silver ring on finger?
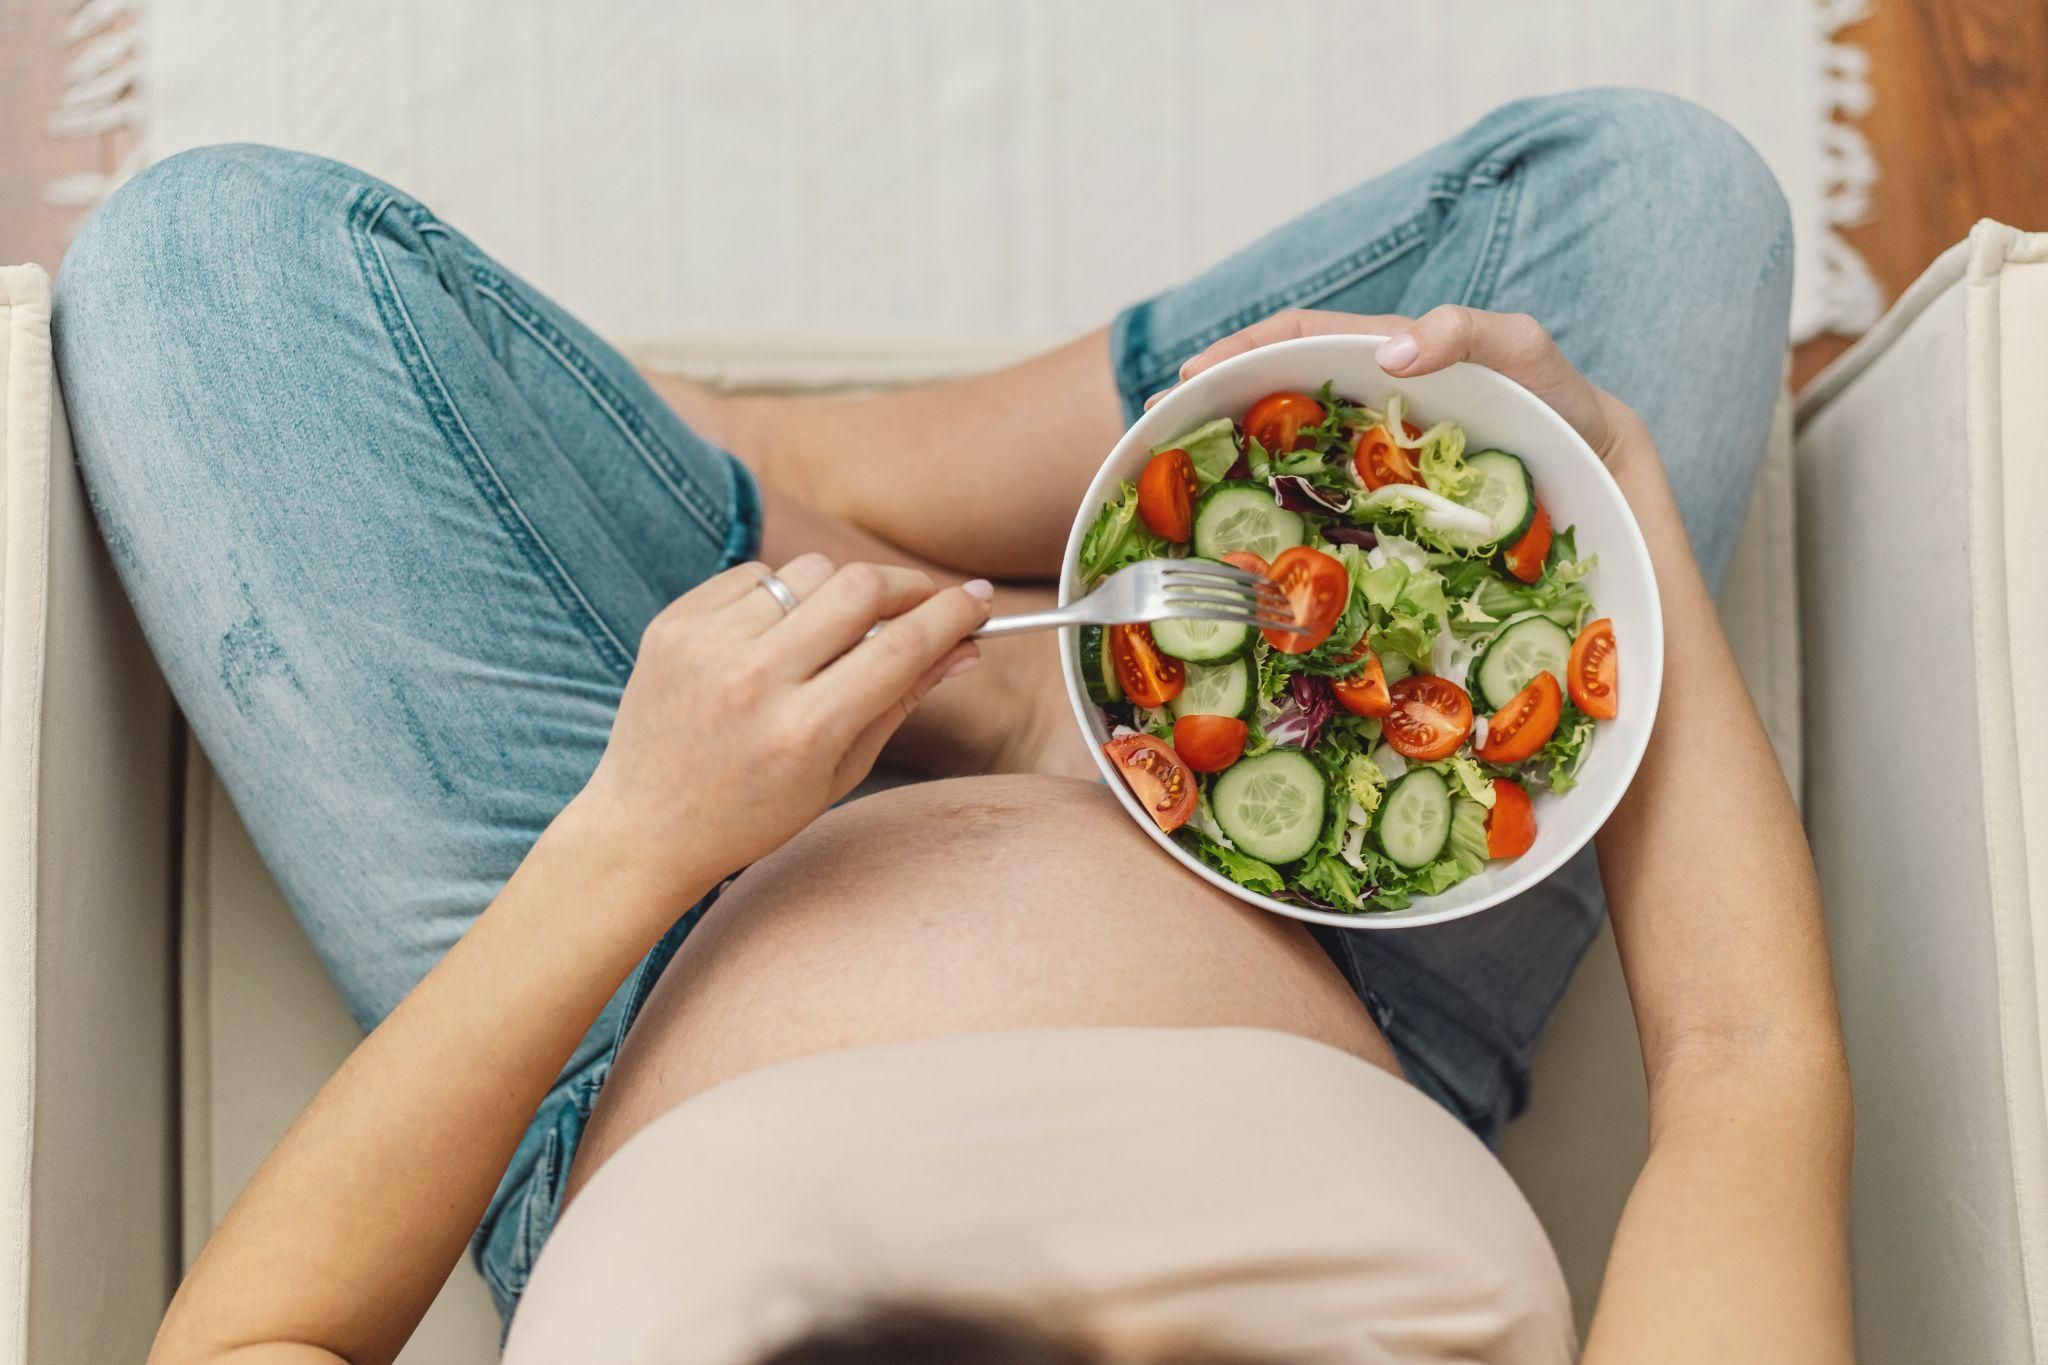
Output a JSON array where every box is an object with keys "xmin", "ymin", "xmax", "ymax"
[{"xmin": 756, "ymin": 570, "xmax": 800, "ymax": 617}]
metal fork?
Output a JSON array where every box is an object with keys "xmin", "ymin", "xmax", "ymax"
[{"xmin": 974, "ymin": 559, "xmax": 1294, "ymax": 638}]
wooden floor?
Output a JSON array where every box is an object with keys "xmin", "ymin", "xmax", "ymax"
[
  {"xmin": 1792, "ymin": 0, "xmax": 2048, "ymax": 386},
  {"xmin": 4, "ymin": 0, "xmax": 2044, "ymax": 387},
  {"xmin": 0, "ymin": 0, "xmax": 125, "ymax": 277}
]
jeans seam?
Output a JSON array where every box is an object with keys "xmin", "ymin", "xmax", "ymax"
[
  {"xmin": 1457, "ymin": 168, "xmax": 1521, "ymax": 309},
  {"xmin": 346, "ymin": 188, "xmax": 634, "ymax": 678},
  {"xmin": 1124, "ymin": 215, "xmax": 1432, "ymax": 389},
  {"xmin": 468, "ymin": 272, "xmax": 729, "ymax": 546}
]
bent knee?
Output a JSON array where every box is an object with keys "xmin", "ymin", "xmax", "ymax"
[
  {"xmin": 1496, "ymin": 88, "xmax": 1793, "ymax": 297},
  {"xmin": 52, "ymin": 145, "xmax": 401, "ymax": 498},
  {"xmin": 55, "ymin": 145, "xmax": 383, "ymax": 372}
]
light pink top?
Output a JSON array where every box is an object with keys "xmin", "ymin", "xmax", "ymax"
[{"xmin": 503, "ymin": 1027, "xmax": 1575, "ymax": 1365}]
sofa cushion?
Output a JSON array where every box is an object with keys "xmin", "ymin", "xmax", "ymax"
[
  {"xmin": 0, "ymin": 264, "xmax": 177, "ymax": 1365},
  {"xmin": 1793, "ymin": 220, "xmax": 2048, "ymax": 1365}
]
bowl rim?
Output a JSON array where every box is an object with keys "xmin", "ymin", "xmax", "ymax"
[{"xmin": 1057, "ymin": 333, "xmax": 1663, "ymax": 930}]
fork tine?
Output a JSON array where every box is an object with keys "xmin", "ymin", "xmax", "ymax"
[
  {"xmin": 1157, "ymin": 564, "xmax": 1290, "ymax": 602},
  {"xmin": 1158, "ymin": 565, "xmax": 1283, "ymax": 592},
  {"xmin": 1161, "ymin": 583, "xmax": 1295, "ymax": 615},
  {"xmin": 1158, "ymin": 580, "xmax": 1290, "ymax": 613},
  {"xmin": 1162, "ymin": 587, "xmax": 1283, "ymax": 613},
  {"xmin": 1161, "ymin": 562, "xmax": 1265, "ymax": 586}
]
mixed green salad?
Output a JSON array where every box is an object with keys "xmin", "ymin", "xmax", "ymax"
[{"xmin": 1079, "ymin": 383, "xmax": 1620, "ymax": 912}]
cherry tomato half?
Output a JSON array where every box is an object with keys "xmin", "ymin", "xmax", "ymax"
[
  {"xmin": 1382, "ymin": 674, "xmax": 1474, "ymax": 761},
  {"xmin": 1103, "ymin": 734, "xmax": 1197, "ymax": 832},
  {"xmin": 1502, "ymin": 502, "xmax": 1553, "ymax": 583},
  {"xmin": 1262, "ymin": 545, "xmax": 1349, "ymax": 654},
  {"xmin": 1172, "ymin": 714, "xmax": 1248, "ymax": 773},
  {"xmin": 1137, "ymin": 447, "xmax": 1198, "ymax": 543},
  {"xmin": 1331, "ymin": 645, "xmax": 1391, "ymax": 717},
  {"xmin": 1110, "ymin": 622, "xmax": 1185, "ymax": 708},
  {"xmin": 1485, "ymin": 778, "xmax": 1537, "ymax": 859},
  {"xmin": 1219, "ymin": 550, "xmax": 1270, "ymax": 578},
  {"xmin": 1474, "ymin": 670, "xmax": 1562, "ymax": 764},
  {"xmin": 1353, "ymin": 420, "xmax": 1424, "ymax": 489},
  {"xmin": 1567, "ymin": 618, "xmax": 1618, "ymax": 720},
  {"xmin": 1244, "ymin": 391, "xmax": 1326, "ymax": 454}
]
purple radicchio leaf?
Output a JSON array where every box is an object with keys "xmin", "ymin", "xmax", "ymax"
[
  {"xmin": 1269, "ymin": 475, "xmax": 1352, "ymax": 517},
  {"xmin": 1276, "ymin": 887, "xmax": 1338, "ymax": 911},
  {"xmin": 1223, "ymin": 423, "xmax": 1253, "ymax": 481},
  {"xmin": 1318, "ymin": 524, "xmax": 1377, "ymax": 549},
  {"xmin": 1266, "ymin": 673, "xmax": 1335, "ymax": 752}
]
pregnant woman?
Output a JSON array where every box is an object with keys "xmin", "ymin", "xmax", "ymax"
[{"xmin": 57, "ymin": 90, "xmax": 1849, "ymax": 1364}]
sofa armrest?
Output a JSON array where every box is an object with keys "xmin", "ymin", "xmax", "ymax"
[
  {"xmin": 0, "ymin": 265, "xmax": 179, "ymax": 1364},
  {"xmin": 1795, "ymin": 220, "xmax": 2048, "ymax": 1365}
]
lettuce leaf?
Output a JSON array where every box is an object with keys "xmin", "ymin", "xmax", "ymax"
[
  {"xmin": 1428, "ymin": 754, "xmax": 1497, "ymax": 808},
  {"xmin": 1444, "ymin": 797, "xmax": 1491, "ymax": 875},
  {"xmin": 1454, "ymin": 596, "xmax": 1500, "ymax": 627},
  {"xmin": 1180, "ymin": 829, "xmax": 1287, "ymax": 897},
  {"xmin": 1289, "ymin": 380, "xmax": 1381, "ymax": 455},
  {"xmin": 1360, "ymin": 559, "xmax": 1413, "ymax": 615},
  {"xmin": 1351, "ymin": 483, "xmax": 1496, "ymax": 540},
  {"xmin": 1342, "ymin": 751, "xmax": 1388, "ymax": 816},
  {"xmin": 1077, "ymin": 482, "xmax": 1170, "ymax": 584},
  {"xmin": 1461, "ymin": 528, "xmax": 1597, "ymax": 634},
  {"xmin": 1358, "ymin": 558, "xmax": 1452, "ymax": 669},
  {"xmin": 1154, "ymin": 417, "xmax": 1242, "ymax": 488},
  {"xmin": 1296, "ymin": 852, "xmax": 1365, "ymax": 909},
  {"xmin": 1437, "ymin": 557, "xmax": 1496, "ymax": 598},
  {"xmin": 1531, "ymin": 704, "xmax": 1597, "ymax": 794},
  {"xmin": 1245, "ymin": 434, "xmax": 1274, "ymax": 479},
  {"xmin": 1417, "ymin": 423, "xmax": 1473, "ymax": 499}
]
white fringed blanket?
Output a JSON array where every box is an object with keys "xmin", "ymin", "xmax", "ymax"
[{"xmin": 71, "ymin": 0, "xmax": 1879, "ymax": 362}]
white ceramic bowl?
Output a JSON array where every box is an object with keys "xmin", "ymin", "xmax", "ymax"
[{"xmin": 1059, "ymin": 335, "xmax": 1663, "ymax": 930}]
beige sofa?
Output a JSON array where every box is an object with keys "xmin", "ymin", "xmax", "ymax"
[{"xmin": 4, "ymin": 223, "xmax": 2044, "ymax": 1363}]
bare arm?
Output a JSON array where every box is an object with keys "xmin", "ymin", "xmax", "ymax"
[
  {"xmin": 149, "ymin": 558, "xmax": 992, "ymax": 1365},
  {"xmin": 1181, "ymin": 308, "xmax": 1853, "ymax": 1363},
  {"xmin": 1584, "ymin": 414, "xmax": 1852, "ymax": 1365}
]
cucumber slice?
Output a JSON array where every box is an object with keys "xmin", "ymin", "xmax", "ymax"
[
  {"xmin": 1471, "ymin": 614, "xmax": 1572, "ymax": 710},
  {"xmin": 1152, "ymin": 614, "xmax": 1249, "ymax": 662},
  {"xmin": 1431, "ymin": 450, "xmax": 1534, "ymax": 553},
  {"xmin": 1211, "ymin": 749, "xmax": 1328, "ymax": 863},
  {"xmin": 1079, "ymin": 625, "xmax": 1124, "ymax": 705},
  {"xmin": 1192, "ymin": 482, "xmax": 1308, "ymax": 561},
  {"xmin": 1376, "ymin": 768, "xmax": 1453, "ymax": 869},
  {"xmin": 1151, "ymin": 560, "xmax": 1253, "ymax": 662},
  {"xmin": 1169, "ymin": 657, "xmax": 1254, "ymax": 720},
  {"xmin": 1146, "ymin": 609, "xmax": 1253, "ymax": 667}
]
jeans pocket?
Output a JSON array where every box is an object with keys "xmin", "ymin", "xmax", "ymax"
[{"xmin": 505, "ymin": 1063, "xmax": 610, "ymax": 1300}]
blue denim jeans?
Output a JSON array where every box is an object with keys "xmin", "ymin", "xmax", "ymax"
[{"xmin": 53, "ymin": 87, "xmax": 1790, "ymax": 1324}]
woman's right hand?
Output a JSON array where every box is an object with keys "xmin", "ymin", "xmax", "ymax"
[
  {"xmin": 568, "ymin": 555, "xmax": 993, "ymax": 908},
  {"xmin": 1157, "ymin": 304, "xmax": 1653, "ymax": 468}
]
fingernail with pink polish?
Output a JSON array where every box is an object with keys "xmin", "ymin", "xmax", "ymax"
[
  {"xmin": 943, "ymin": 652, "xmax": 981, "ymax": 678},
  {"xmin": 962, "ymin": 579, "xmax": 995, "ymax": 602},
  {"xmin": 1377, "ymin": 334, "xmax": 1419, "ymax": 372}
]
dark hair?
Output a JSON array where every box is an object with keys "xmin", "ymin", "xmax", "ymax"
[{"xmin": 754, "ymin": 1303, "xmax": 1283, "ymax": 1365}]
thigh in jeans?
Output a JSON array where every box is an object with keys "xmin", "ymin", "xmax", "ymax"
[
  {"xmin": 1113, "ymin": 89, "xmax": 1793, "ymax": 1144},
  {"xmin": 52, "ymin": 144, "xmax": 759, "ymax": 1315}
]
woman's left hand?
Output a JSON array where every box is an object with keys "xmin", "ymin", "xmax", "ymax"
[{"xmin": 1150, "ymin": 304, "xmax": 1644, "ymax": 466}]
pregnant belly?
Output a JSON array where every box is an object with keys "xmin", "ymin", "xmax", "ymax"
[{"xmin": 566, "ymin": 775, "xmax": 1396, "ymax": 1200}]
